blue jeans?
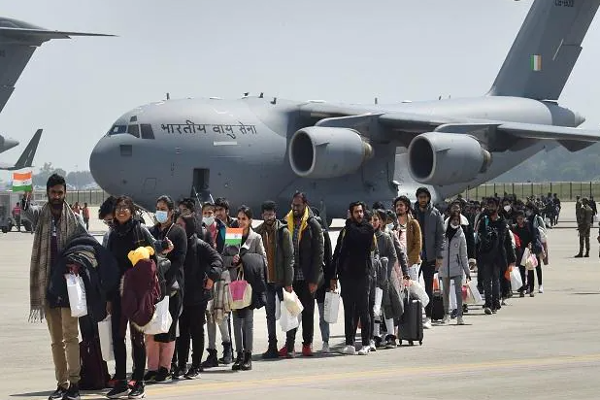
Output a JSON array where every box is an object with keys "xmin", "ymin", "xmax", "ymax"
[{"xmin": 317, "ymin": 302, "xmax": 330, "ymax": 343}]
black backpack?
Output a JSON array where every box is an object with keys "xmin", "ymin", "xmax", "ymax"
[
  {"xmin": 134, "ymin": 223, "xmax": 170, "ymax": 301},
  {"xmin": 479, "ymin": 217, "xmax": 499, "ymax": 254}
]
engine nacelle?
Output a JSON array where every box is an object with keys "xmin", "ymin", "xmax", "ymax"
[
  {"xmin": 408, "ymin": 132, "xmax": 491, "ymax": 185},
  {"xmin": 288, "ymin": 127, "xmax": 373, "ymax": 179}
]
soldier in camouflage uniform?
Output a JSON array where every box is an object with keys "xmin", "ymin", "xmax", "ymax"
[{"xmin": 575, "ymin": 198, "xmax": 593, "ymax": 258}]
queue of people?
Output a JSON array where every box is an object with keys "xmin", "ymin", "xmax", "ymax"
[{"xmin": 26, "ymin": 174, "xmax": 557, "ymax": 400}]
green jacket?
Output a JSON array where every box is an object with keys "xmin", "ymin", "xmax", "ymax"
[{"xmin": 255, "ymin": 220, "xmax": 294, "ymax": 287}]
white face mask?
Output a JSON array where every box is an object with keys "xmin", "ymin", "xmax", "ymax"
[
  {"xmin": 203, "ymin": 216, "xmax": 215, "ymax": 226},
  {"xmin": 155, "ymin": 210, "xmax": 169, "ymax": 224},
  {"xmin": 504, "ymin": 205, "xmax": 511, "ymax": 212},
  {"xmin": 450, "ymin": 223, "xmax": 460, "ymax": 229},
  {"xmin": 386, "ymin": 223, "xmax": 394, "ymax": 231}
]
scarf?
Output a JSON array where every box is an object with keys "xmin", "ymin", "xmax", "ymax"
[
  {"xmin": 29, "ymin": 201, "xmax": 84, "ymax": 322},
  {"xmin": 285, "ymin": 206, "xmax": 309, "ymax": 244}
]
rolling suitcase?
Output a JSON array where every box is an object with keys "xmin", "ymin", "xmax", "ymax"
[
  {"xmin": 398, "ymin": 290, "xmax": 423, "ymax": 346},
  {"xmin": 431, "ymin": 292, "xmax": 445, "ymax": 321}
]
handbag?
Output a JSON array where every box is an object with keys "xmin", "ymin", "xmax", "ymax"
[
  {"xmin": 228, "ymin": 267, "xmax": 253, "ymax": 310},
  {"xmin": 323, "ymin": 291, "xmax": 340, "ymax": 324}
]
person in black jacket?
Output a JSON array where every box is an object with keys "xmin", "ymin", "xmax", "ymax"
[
  {"xmin": 331, "ymin": 201, "xmax": 377, "ymax": 356},
  {"xmin": 146, "ymin": 195, "xmax": 188, "ymax": 383},
  {"xmin": 476, "ymin": 197, "xmax": 516, "ymax": 315},
  {"xmin": 172, "ymin": 214, "xmax": 222, "ymax": 380},
  {"xmin": 281, "ymin": 192, "xmax": 324, "ymax": 357}
]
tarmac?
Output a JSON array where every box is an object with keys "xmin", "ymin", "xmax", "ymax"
[{"xmin": 1, "ymin": 202, "xmax": 600, "ymax": 400}]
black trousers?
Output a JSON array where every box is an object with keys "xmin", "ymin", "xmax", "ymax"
[
  {"xmin": 481, "ymin": 262, "xmax": 501, "ymax": 309},
  {"xmin": 341, "ymin": 275, "xmax": 371, "ymax": 346},
  {"xmin": 419, "ymin": 261, "xmax": 436, "ymax": 318},
  {"xmin": 111, "ymin": 295, "xmax": 146, "ymax": 382},
  {"xmin": 286, "ymin": 280, "xmax": 315, "ymax": 345},
  {"xmin": 176, "ymin": 303, "xmax": 207, "ymax": 368}
]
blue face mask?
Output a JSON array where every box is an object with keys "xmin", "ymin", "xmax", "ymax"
[
  {"xmin": 386, "ymin": 223, "xmax": 394, "ymax": 231},
  {"xmin": 155, "ymin": 210, "xmax": 169, "ymax": 224}
]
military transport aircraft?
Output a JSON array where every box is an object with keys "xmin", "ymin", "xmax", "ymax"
[
  {"xmin": 90, "ymin": 0, "xmax": 600, "ymax": 223},
  {"xmin": 0, "ymin": 17, "xmax": 111, "ymax": 171}
]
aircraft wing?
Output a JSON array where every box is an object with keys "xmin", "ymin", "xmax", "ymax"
[{"xmin": 0, "ymin": 17, "xmax": 114, "ymax": 114}]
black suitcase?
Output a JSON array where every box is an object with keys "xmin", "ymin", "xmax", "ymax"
[
  {"xmin": 398, "ymin": 291, "xmax": 423, "ymax": 346},
  {"xmin": 431, "ymin": 292, "xmax": 445, "ymax": 321}
]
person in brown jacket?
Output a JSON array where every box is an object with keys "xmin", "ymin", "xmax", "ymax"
[{"xmin": 393, "ymin": 196, "xmax": 422, "ymax": 270}]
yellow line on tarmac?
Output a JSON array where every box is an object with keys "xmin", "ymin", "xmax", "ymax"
[{"xmin": 139, "ymin": 353, "xmax": 600, "ymax": 397}]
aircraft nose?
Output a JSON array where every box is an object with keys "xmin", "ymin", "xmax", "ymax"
[
  {"xmin": 573, "ymin": 111, "xmax": 586, "ymax": 126},
  {"xmin": 89, "ymin": 137, "xmax": 119, "ymax": 192},
  {"xmin": 1, "ymin": 137, "xmax": 18, "ymax": 151}
]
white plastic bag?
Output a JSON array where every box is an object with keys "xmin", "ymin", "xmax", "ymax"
[
  {"xmin": 467, "ymin": 280, "xmax": 483, "ymax": 304},
  {"xmin": 373, "ymin": 288, "xmax": 384, "ymax": 317},
  {"xmin": 142, "ymin": 296, "xmax": 172, "ymax": 335},
  {"xmin": 408, "ymin": 264, "xmax": 420, "ymax": 281},
  {"xmin": 510, "ymin": 267, "xmax": 523, "ymax": 290},
  {"xmin": 65, "ymin": 273, "xmax": 87, "ymax": 318},
  {"xmin": 283, "ymin": 290, "xmax": 304, "ymax": 317},
  {"xmin": 275, "ymin": 296, "xmax": 281, "ymax": 320},
  {"xmin": 323, "ymin": 291, "xmax": 340, "ymax": 324},
  {"xmin": 98, "ymin": 317, "xmax": 114, "ymax": 361},
  {"xmin": 408, "ymin": 280, "xmax": 430, "ymax": 307},
  {"xmin": 279, "ymin": 301, "xmax": 300, "ymax": 332}
]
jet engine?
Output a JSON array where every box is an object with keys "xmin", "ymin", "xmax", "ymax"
[
  {"xmin": 289, "ymin": 127, "xmax": 373, "ymax": 179},
  {"xmin": 408, "ymin": 132, "xmax": 491, "ymax": 185}
]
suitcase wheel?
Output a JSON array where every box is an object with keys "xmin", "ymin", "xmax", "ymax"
[
  {"xmin": 409, "ymin": 340, "xmax": 414, "ymax": 346},
  {"xmin": 419, "ymin": 340, "xmax": 423, "ymax": 346}
]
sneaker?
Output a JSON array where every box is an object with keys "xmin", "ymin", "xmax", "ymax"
[
  {"xmin": 423, "ymin": 318, "xmax": 432, "ymax": 329},
  {"xmin": 128, "ymin": 381, "xmax": 145, "ymax": 399},
  {"xmin": 321, "ymin": 342, "xmax": 330, "ymax": 353},
  {"xmin": 357, "ymin": 346, "xmax": 370, "ymax": 355},
  {"xmin": 484, "ymin": 307, "xmax": 492, "ymax": 315},
  {"xmin": 457, "ymin": 316, "xmax": 465, "ymax": 325},
  {"xmin": 184, "ymin": 366, "xmax": 201, "ymax": 380},
  {"xmin": 65, "ymin": 383, "xmax": 80, "ymax": 400},
  {"xmin": 341, "ymin": 345, "xmax": 356, "ymax": 355},
  {"xmin": 143, "ymin": 371, "xmax": 157, "ymax": 383},
  {"xmin": 501, "ymin": 299, "xmax": 507, "ymax": 306},
  {"xmin": 384, "ymin": 335, "xmax": 397, "ymax": 349},
  {"xmin": 48, "ymin": 385, "xmax": 67, "ymax": 400},
  {"xmin": 106, "ymin": 381, "xmax": 129, "ymax": 399},
  {"xmin": 530, "ymin": 292, "xmax": 535, "ymax": 297},
  {"xmin": 451, "ymin": 309, "xmax": 458, "ymax": 319},
  {"xmin": 302, "ymin": 344, "xmax": 314, "ymax": 357},
  {"xmin": 172, "ymin": 366, "xmax": 186, "ymax": 380},
  {"xmin": 369, "ymin": 340, "xmax": 377, "ymax": 352},
  {"xmin": 539, "ymin": 285, "xmax": 544, "ymax": 294},
  {"xmin": 519, "ymin": 292, "xmax": 525, "ymax": 298},
  {"xmin": 278, "ymin": 345, "xmax": 295, "ymax": 358},
  {"xmin": 492, "ymin": 308, "xmax": 497, "ymax": 314},
  {"xmin": 441, "ymin": 315, "xmax": 450, "ymax": 324},
  {"xmin": 154, "ymin": 367, "xmax": 171, "ymax": 383}
]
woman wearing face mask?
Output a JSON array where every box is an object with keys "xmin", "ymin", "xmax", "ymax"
[
  {"xmin": 229, "ymin": 205, "xmax": 267, "ymax": 371},
  {"xmin": 440, "ymin": 211, "xmax": 471, "ymax": 325},
  {"xmin": 105, "ymin": 196, "xmax": 173, "ymax": 400},
  {"xmin": 145, "ymin": 195, "xmax": 188, "ymax": 383},
  {"xmin": 525, "ymin": 203, "xmax": 545, "ymax": 294}
]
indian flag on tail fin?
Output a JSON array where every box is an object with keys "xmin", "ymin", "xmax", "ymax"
[
  {"xmin": 531, "ymin": 54, "xmax": 542, "ymax": 72},
  {"xmin": 12, "ymin": 169, "xmax": 33, "ymax": 192},
  {"xmin": 225, "ymin": 228, "xmax": 244, "ymax": 246}
]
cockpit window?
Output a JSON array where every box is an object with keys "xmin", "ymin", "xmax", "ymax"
[
  {"xmin": 127, "ymin": 124, "xmax": 140, "ymax": 138},
  {"xmin": 140, "ymin": 124, "xmax": 155, "ymax": 139},
  {"xmin": 107, "ymin": 125, "xmax": 127, "ymax": 136}
]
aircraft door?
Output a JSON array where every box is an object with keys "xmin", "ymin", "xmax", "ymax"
[{"xmin": 192, "ymin": 168, "xmax": 213, "ymax": 203}]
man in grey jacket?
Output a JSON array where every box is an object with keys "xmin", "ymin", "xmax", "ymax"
[
  {"xmin": 254, "ymin": 201, "xmax": 294, "ymax": 359},
  {"xmin": 414, "ymin": 187, "xmax": 445, "ymax": 329}
]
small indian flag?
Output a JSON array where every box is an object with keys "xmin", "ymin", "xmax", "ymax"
[
  {"xmin": 531, "ymin": 54, "xmax": 542, "ymax": 72},
  {"xmin": 225, "ymin": 227, "xmax": 244, "ymax": 246},
  {"xmin": 12, "ymin": 169, "xmax": 33, "ymax": 192}
]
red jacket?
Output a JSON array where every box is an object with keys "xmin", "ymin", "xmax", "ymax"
[{"xmin": 121, "ymin": 259, "xmax": 160, "ymax": 329}]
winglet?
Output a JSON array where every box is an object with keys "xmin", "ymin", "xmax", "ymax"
[{"xmin": 1, "ymin": 129, "xmax": 43, "ymax": 171}]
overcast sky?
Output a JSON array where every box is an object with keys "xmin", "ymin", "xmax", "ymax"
[{"xmin": 1, "ymin": 0, "xmax": 599, "ymax": 181}]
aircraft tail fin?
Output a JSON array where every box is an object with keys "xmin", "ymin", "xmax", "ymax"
[
  {"xmin": 488, "ymin": 0, "xmax": 600, "ymax": 100},
  {"xmin": 0, "ymin": 129, "xmax": 43, "ymax": 171}
]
